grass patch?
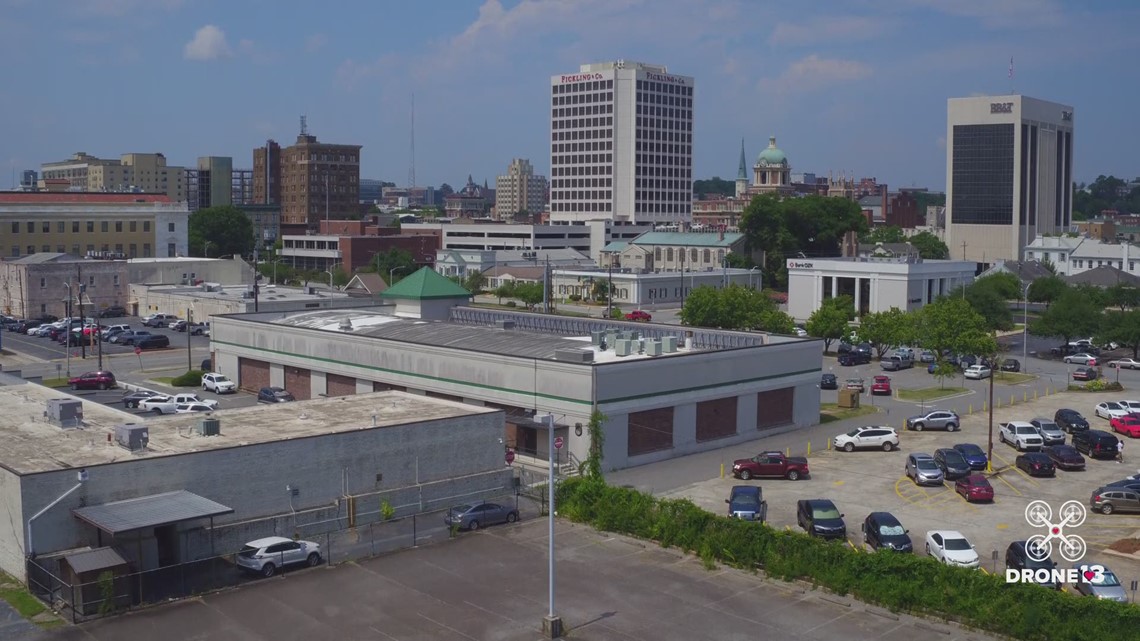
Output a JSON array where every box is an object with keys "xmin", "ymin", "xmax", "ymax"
[
  {"xmin": 0, "ymin": 572, "xmax": 49, "ymax": 622},
  {"xmin": 896, "ymin": 386, "xmax": 968, "ymax": 402},
  {"xmin": 39, "ymin": 378, "xmax": 70, "ymax": 388},
  {"xmin": 151, "ymin": 377, "xmax": 176, "ymax": 385},
  {"xmin": 819, "ymin": 403, "xmax": 881, "ymax": 424},
  {"xmin": 995, "ymin": 372, "xmax": 1036, "ymax": 384}
]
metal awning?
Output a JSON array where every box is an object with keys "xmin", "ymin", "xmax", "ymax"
[
  {"xmin": 62, "ymin": 547, "xmax": 129, "ymax": 575},
  {"xmin": 72, "ymin": 490, "xmax": 233, "ymax": 536}
]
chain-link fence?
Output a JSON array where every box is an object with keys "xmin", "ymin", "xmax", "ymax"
[{"xmin": 25, "ymin": 489, "xmax": 542, "ymax": 624}]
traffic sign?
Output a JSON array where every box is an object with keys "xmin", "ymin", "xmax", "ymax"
[
  {"xmin": 505, "ymin": 449, "xmax": 516, "ymax": 465},
  {"xmin": 554, "ymin": 436, "xmax": 564, "ymax": 450},
  {"xmin": 134, "ymin": 347, "xmax": 142, "ymax": 356}
]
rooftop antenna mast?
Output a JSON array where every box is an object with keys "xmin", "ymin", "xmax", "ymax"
[
  {"xmin": 300, "ymin": 115, "xmax": 308, "ymax": 136},
  {"xmin": 408, "ymin": 93, "xmax": 416, "ymax": 189}
]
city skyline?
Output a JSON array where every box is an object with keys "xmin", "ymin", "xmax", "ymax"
[{"xmin": 2, "ymin": 0, "xmax": 1138, "ymax": 192}]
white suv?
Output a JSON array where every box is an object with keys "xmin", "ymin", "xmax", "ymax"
[
  {"xmin": 235, "ymin": 536, "xmax": 321, "ymax": 577},
  {"xmin": 834, "ymin": 426, "xmax": 900, "ymax": 452},
  {"xmin": 201, "ymin": 373, "xmax": 236, "ymax": 394},
  {"xmin": 999, "ymin": 421, "xmax": 1044, "ymax": 451}
]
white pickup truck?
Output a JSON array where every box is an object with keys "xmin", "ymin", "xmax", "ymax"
[
  {"xmin": 999, "ymin": 421, "xmax": 1044, "ymax": 451},
  {"xmin": 140, "ymin": 393, "xmax": 219, "ymax": 415}
]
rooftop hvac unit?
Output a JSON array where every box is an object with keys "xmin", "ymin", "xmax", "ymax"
[
  {"xmin": 590, "ymin": 330, "xmax": 605, "ymax": 346},
  {"xmin": 554, "ymin": 348, "xmax": 594, "ymax": 363},
  {"xmin": 46, "ymin": 398, "xmax": 83, "ymax": 428},
  {"xmin": 614, "ymin": 339, "xmax": 633, "ymax": 357},
  {"xmin": 645, "ymin": 340, "xmax": 663, "ymax": 356},
  {"xmin": 495, "ymin": 320, "xmax": 516, "ymax": 330},
  {"xmin": 604, "ymin": 330, "xmax": 618, "ymax": 347},
  {"xmin": 662, "ymin": 336, "xmax": 678, "ymax": 353},
  {"xmin": 114, "ymin": 424, "xmax": 149, "ymax": 451},
  {"xmin": 197, "ymin": 417, "xmax": 221, "ymax": 436},
  {"xmin": 628, "ymin": 330, "xmax": 640, "ymax": 342}
]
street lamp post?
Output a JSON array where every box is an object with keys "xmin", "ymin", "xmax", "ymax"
[
  {"xmin": 1022, "ymin": 282, "xmax": 1031, "ymax": 367},
  {"xmin": 204, "ymin": 240, "xmax": 213, "ymax": 258},
  {"xmin": 749, "ymin": 266, "xmax": 760, "ymax": 290},
  {"xmin": 62, "ymin": 283, "xmax": 72, "ymax": 377},
  {"xmin": 389, "ymin": 266, "xmax": 407, "ymax": 286},
  {"xmin": 271, "ymin": 258, "xmax": 283, "ymax": 284},
  {"xmin": 539, "ymin": 412, "xmax": 563, "ymax": 638}
]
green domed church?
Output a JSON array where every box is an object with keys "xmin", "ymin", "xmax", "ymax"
[{"xmin": 734, "ymin": 136, "xmax": 795, "ymax": 198}]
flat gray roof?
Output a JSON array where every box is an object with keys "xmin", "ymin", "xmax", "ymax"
[
  {"xmin": 73, "ymin": 490, "xmax": 233, "ymax": 536},
  {"xmin": 0, "ymin": 380, "xmax": 496, "ymax": 475}
]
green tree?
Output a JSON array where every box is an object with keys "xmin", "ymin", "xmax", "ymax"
[
  {"xmin": 1027, "ymin": 275, "xmax": 1068, "ymax": 307},
  {"xmin": 514, "ymin": 282, "xmax": 545, "ymax": 309},
  {"xmin": 805, "ymin": 295, "xmax": 854, "ymax": 352},
  {"xmin": 492, "ymin": 281, "xmax": 516, "ymax": 304},
  {"xmin": 188, "ymin": 205, "xmax": 254, "ymax": 258},
  {"xmin": 859, "ymin": 308, "xmax": 916, "ymax": 358},
  {"xmin": 907, "ymin": 231, "xmax": 950, "ymax": 259},
  {"xmin": 1105, "ymin": 283, "xmax": 1140, "ymax": 311},
  {"xmin": 955, "ymin": 275, "xmax": 1016, "ymax": 331},
  {"xmin": 1100, "ymin": 310, "xmax": 1140, "ymax": 359},
  {"xmin": 692, "ymin": 177, "xmax": 736, "ymax": 198},
  {"xmin": 331, "ymin": 266, "xmax": 350, "ymax": 287},
  {"xmin": 1029, "ymin": 288, "xmax": 1103, "ymax": 346},
  {"xmin": 973, "ymin": 272, "xmax": 1021, "ymax": 300},
  {"xmin": 678, "ymin": 285, "xmax": 793, "ymax": 332},
  {"xmin": 463, "ymin": 270, "xmax": 487, "ymax": 294},
  {"xmin": 591, "ymin": 279, "xmax": 610, "ymax": 302},
  {"xmin": 373, "ymin": 248, "xmax": 416, "ymax": 284},
  {"xmin": 862, "ymin": 226, "xmax": 906, "ymax": 244},
  {"xmin": 915, "ymin": 297, "xmax": 996, "ymax": 370}
]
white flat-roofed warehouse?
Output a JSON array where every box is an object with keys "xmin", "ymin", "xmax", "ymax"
[
  {"xmin": 0, "ymin": 380, "xmax": 510, "ymax": 583},
  {"xmin": 208, "ymin": 306, "xmax": 823, "ymax": 473}
]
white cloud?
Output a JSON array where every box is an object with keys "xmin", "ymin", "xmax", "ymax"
[
  {"xmin": 183, "ymin": 25, "xmax": 231, "ymax": 61},
  {"xmin": 758, "ymin": 54, "xmax": 872, "ymax": 95},
  {"xmin": 893, "ymin": 0, "xmax": 1064, "ymax": 29},
  {"xmin": 769, "ymin": 16, "xmax": 892, "ymax": 46},
  {"xmin": 305, "ymin": 33, "xmax": 327, "ymax": 53}
]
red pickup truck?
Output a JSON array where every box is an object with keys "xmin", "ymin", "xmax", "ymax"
[
  {"xmin": 624, "ymin": 310, "xmax": 652, "ymax": 322},
  {"xmin": 732, "ymin": 451, "xmax": 810, "ymax": 481}
]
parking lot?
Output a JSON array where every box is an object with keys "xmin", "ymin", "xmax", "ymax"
[{"xmin": 664, "ymin": 389, "xmax": 1140, "ymax": 591}]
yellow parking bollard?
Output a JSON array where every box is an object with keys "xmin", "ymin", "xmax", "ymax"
[
  {"xmin": 786, "ymin": 447, "xmax": 791, "ymax": 457},
  {"xmin": 720, "ymin": 463, "xmax": 725, "ymax": 479},
  {"xmin": 1023, "ymin": 391, "xmax": 1027, "ymax": 403},
  {"xmin": 1011, "ymin": 394, "xmax": 1015, "ymax": 406},
  {"xmin": 827, "ymin": 439, "xmax": 832, "ymax": 451},
  {"xmin": 807, "ymin": 441, "xmax": 812, "ymax": 456},
  {"xmin": 1034, "ymin": 389, "xmax": 1038, "ymax": 401},
  {"xmin": 969, "ymin": 404, "xmax": 973, "ymax": 415},
  {"xmin": 983, "ymin": 400, "xmax": 988, "ymax": 412}
]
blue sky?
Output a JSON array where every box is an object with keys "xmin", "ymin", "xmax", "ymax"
[{"xmin": 2, "ymin": 0, "xmax": 1137, "ymax": 192}]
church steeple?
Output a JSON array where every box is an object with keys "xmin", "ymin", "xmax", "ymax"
[{"xmin": 736, "ymin": 138, "xmax": 747, "ymax": 180}]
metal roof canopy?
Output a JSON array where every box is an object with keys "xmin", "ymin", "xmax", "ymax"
[
  {"xmin": 72, "ymin": 490, "xmax": 233, "ymax": 536},
  {"xmin": 62, "ymin": 547, "xmax": 129, "ymax": 575}
]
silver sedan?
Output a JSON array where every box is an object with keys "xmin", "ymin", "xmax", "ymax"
[{"xmin": 444, "ymin": 502, "xmax": 519, "ymax": 531}]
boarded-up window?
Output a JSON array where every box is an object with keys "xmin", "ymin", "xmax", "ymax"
[
  {"xmin": 696, "ymin": 397, "xmax": 737, "ymax": 442},
  {"xmin": 628, "ymin": 406, "xmax": 674, "ymax": 456},
  {"xmin": 326, "ymin": 373, "xmax": 356, "ymax": 397},
  {"xmin": 285, "ymin": 367, "xmax": 311, "ymax": 400},
  {"xmin": 238, "ymin": 358, "xmax": 269, "ymax": 392},
  {"xmin": 756, "ymin": 388, "xmax": 794, "ymax": 430}
]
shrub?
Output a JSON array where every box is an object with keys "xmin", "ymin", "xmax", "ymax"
[
  {"xmin": 554, "ymin": 478, "xmax": 1140, "ymax": 641},
  {"xmin": 505, "ymin": 301, "xmax": 517, "ymax": 308},
  {"xmin": 1069, "ymin": 379, "xmax": 1123, "ymax": 392},
  {"xmin": 568, "ymin": 294, "xmax": 582, "ymax": 302},
  {"xmin": 171, "ymin": 370, "xmax": 205, "ymax": 387}
]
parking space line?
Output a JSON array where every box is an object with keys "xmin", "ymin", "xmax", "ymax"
[{"xmin": 992, "ymin": 473, "xmax": 1023, "ymax": 497}]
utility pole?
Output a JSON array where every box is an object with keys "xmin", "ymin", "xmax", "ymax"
[
  {"xmin": 187, "ymin": 309, "xmax": 193, "ymax": 371},
  {"xmin": 986, "ymin": 358, "xmax": 995, "ymax": 472},
  {"xmin": 76, "ymin": 265, "xmax": 86, "ymax": 359},
  {"xmin": 606, "ymin": 260, "xmax": 614, "ymax": 319}
]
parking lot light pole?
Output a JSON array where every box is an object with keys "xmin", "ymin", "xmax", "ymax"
[
  {"xmin": 540, "ymin": 412, "xmax": 563, "ymax": 638},
  {"xmin": 1022, "ymin": 283, "xmax": 1030, "ymax": 367},
  {"xmin": 987, "ymin": 361, "xmax": 996, "ymax": 472}
]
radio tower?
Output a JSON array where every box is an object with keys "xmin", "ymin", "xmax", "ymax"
[{"xmin": 407, "ymin": 93, "xmax": 416, "ymax": 190}]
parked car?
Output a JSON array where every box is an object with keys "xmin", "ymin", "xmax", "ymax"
[
  {"xmin": 1072, "ymin": 564, "xmax": 1127, "ymax": 602},
  {"xmin": 845, "ymin": 378, "xmax": 865, "ymax": 393},
  {"xmin": 796, "ymin": 499, "xmax": 847, "ymax": 540},
  {"xmin": 905, "ymin": 410, "xmax": 960, "ymax": 432},
  {"xmin": 880, "ymin": 355, "xmax": 914, "ymax": 372},
  {"xmin": 725, "ymin": 486, "xmax": 767, "ymax": 522},
  {"xmin": 257, "ymin": 387, "xmax": 296, "ymax": 403},
  {"xmin": 98, "ymin": 306, "xmax": 127, "ymax": 318},
  {"xmin": 793, "ymin": 326, "xmax": 808, "ymax": 337},
  {"xmin": 905, "ymin": 453, "xmax": 944, "ymax": 486},
  {"xmin": 963, "ymin": 365, "xmax": 992, "ymax": 380},
  {"xmin": 918, "ymin": 350, "xmax": 935, "ymax": 363},
  {"xmin": 1108, "ymin": 358, "xmax": 1140, "ymax": 370},
  {"xmin": 624, "ymin": 310, "xmax": 651, "ymax": 322},
  {"xmin": 141, "ymin": 393, "xmax": 218, "ymax": 415},
  {"xmin": 731, "ymin": 451, "xmax": 809, "ymax": 481},
  {"xmin": 68, "ymin": 370, "xmax": 116, "ymax": 391},
  {"xmin": 1055, "ymin": 408, "xmax": 1090, "ymax": 433},
  {"xmin": 1121, "ymin": 399, "xmax": 1140, "ymax": 414},
  {"xmin": 952, "ymin": 443, "xmax": 988, "ymax": 470},
  {"xmin": 111, "ymin": 330, "xmax": 151, "ymax": 345},
  {"xmin": 1091, "ymin": 487, "xmax": 1140, "ymax": 515},
  {"xmin": 933, "ymin": 448, "xmax": 971, "ymax": 480},
  {"xmin": 1043, "ymin": 444, "xmax": 1086, "ymax": 471},
  {"xmin": 188, "ymin": 322, "xmax": 209, "ymax": 336},
  {"xmin": 1000, "ymin": 359, "xmax": 1022, "ymax": 372},
  {"xmin": 838, "ymin": 351, "xmax": 871, "ymax": 366},
  {"xmin": 1072, "ymin": 367, "xmax": 1098, "ymax": 381},
  {"xmin": 925, "ymin": 531, "xmax": 979, "ymax": 568},
  {"xmin": 870, "ymin": 375, "xmax": 892, "ymax": 395},
  {"xmin": 135, "ymin": 334, "xmax": 170, "ymax": 350},
  {"xmin": 201, "ymin": 373, "xmax": 237, "ymax": 394},
  {"xmin": 1064, "ymin": 353, "xmax": 1098, "ymax": 366},
  {"xmin": 861, "ymin": 512, "xmax": 912, "ymax": 552},
  {"xmin": 121, "ymin": 389, "xmax": 160, "ymax": 409},
  {"xmin": 1016, "ymin": 452, "xmax": 1056, "ymax": 477},
  {"xmin": 444, "ymin": 502, "xmax": 519, "ymax": 531},
  {"xmin": 170, "ymin": 320, "xmax": 188, "ymax": 332},
  {"xmin": 999, "ymin": 422, "xmax": 1044, "ymax": 451},
  {"xmin": 820, "ymin": 373, "xmax": 838, "ymax": 390},
  {"xmin": 1109, "ymin": 414, "xmax": 1140, "ymax": 437},
  {"xmin": 1073, "ymin": 430, "xmax": 1120, "ymax": 459},
  {"xmin": 235, "ymin": 536, "xmax": 322, "ymax": 577},
  {"xmin": 1029, "ymin": 418, "xmax": 1066, "ymax": 446},
  {"xmin": 1005, "ymin": 541, "xmax": 1060, "ymax": 590},
  {"xmin": 175, "ymin": 402, "xmax": 216, "ymax": 414},
  {"xmin": 833, "ymin": 426, "xmax": 899, "ymax": 452},
  {"xmin": 142, "ymin": 313, "xmax": 180, "ymax": 328},
  {"xmin": 954, "ymin": 474, "xmax": 994, "ymax": 502},
  {"xmin": 101, "ymin": 324, "xmax": 131, "ymax": 340}
]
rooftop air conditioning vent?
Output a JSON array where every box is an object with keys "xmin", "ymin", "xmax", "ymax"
[
  {"xmin": 46, "ymin": 398, "xmax": 83, "ymax": 429},
  {"xmin": 114, "ymin": 423, "xmax": 149, "ymax": 451},
  {"xmin": 614, "ymin": 339, "xmax": 633, "ymax": 357},
  {"xmin": 495, "ymin": 320, "xmax": 516, "ymax": 330},
  {"xmin": 197, "ymin": 418, "xmax": 221, "ymax": 437},
  {"xmin": 553, "ymin": 348, "xmax": 594, "ymax": 363},
  {"xmin": 662, "ymin": 336, "xmax": 678, "ymax": 353},
  {"xmin": 645, "ymin": 340, "xmax": 663, "ymax": 356}
]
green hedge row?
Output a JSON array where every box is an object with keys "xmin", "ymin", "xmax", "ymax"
[
  {"xmin": 171, "ymin": 370, "xmax": 205, "ymax": 387},
  {"xmin": 555, "ymin": 478, "xmax": 1140, "ymax": 641}
]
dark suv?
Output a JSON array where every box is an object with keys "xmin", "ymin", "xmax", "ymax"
[
  {"xmin": 861, "ymin": 512, "xmax": 912, "ymax": 552},
  {"xmin": 1054, "ymin": 408, "xmax": 1090, "ymax": 433},
  {"xmin": 838, "ymin": 351, "xmax": 871, "ymax": 366},
  {"xmin": 933, "ymin": 448, "xmax": 972, "ymax": 480},
  {"xmin": 725, "ymin": 486, "xmax": 767, "ymax": 522},
  {"xmin": 99, "ymin": 306, "xmax": 127, "ymax": 318},
  {"xmin": 258, "ymin": 387, "xmax": 296, "ymax": 403},
  {"xmin": 1072, "ymin": 429, "xmax": 1119, "ymax": 459},
  {"xmin": 796, "ymin": 499, "xmax": 846, "ymax": 540},
  {"xmin": 1005, "ymin": 541, "xmax": 1059, "ymax": 589},
  {"xmin": 820, "ymin": 373, "xmax": 838, "ymax": 390},
  {"xmin": 135, "ymin": 334, "xmax": 170, "ymax": 350}
]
